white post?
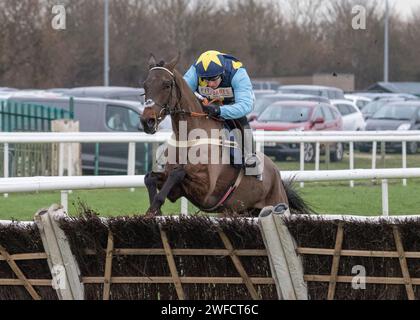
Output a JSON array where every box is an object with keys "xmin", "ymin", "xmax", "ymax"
[
  {"xmin": 67, "ymin": 144, "xmax": 73, "ymax": 194},
  {"xmin": 128, "ymin": 142, "xmax": 136, "ymax": 192},
  {"xmin": 300, "ymin": 142, "xmax": 304, "ymax": 188},
  {"xmin": 258, "ymin": 207, "xmax": 308, "ymax": 300},
  {"xmin": 372, "ymin": 141, "xmax": 377, "ymax": 170},
  {"xmin": 181, "ymin": 197, "xmax": 188, "ymax": 215},
  {"xmin": 34, "ymin": 204, "xmax": 85, "ymax": 300},
  {"xmin": 59, "ymin": 143, "xmax": 64, "ymax": 176},
  {"xmin": 402, "ymin": 141, "xmax": 407, "ymax": 186},
  {"xmin": 3, "ymin": 143, "xmax": 8, "ymax": 198},
  {"xmin": 372, "ymin": 141, "xmax": 377, "ymax": 184},
  {"xmin": 349, "ymin": 142, "xmax": 354, "ymax": 188},
  {"xmin": 381, "ymin": 179, "xmax": 389, "ymax": 216},
  {"xmin": 315, "ymin": 142, "xmax": 320, "ymax": 171},
  {"xmin": 256, "ymin": 141, "xmax": 262, "ymax": 153},
  {"xmin": 67, "ymin": 143, "xmax": 72, "ymax": 176},
  {"xmin": 61, "ymin": 190, "xmax": 68, "ymax": 213}
]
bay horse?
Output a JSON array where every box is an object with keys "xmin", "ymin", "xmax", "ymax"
[{"xmin": 140, "ymin": 53, "xmax": 311, "ymax": 217}]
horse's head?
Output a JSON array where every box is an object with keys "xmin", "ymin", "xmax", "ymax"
[{"xmin": 140, "ymin": 53, "xmax": 180, "ymax": 134}]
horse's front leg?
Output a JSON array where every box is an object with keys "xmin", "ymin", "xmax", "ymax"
[
  {"xmin": 144, "ymin": 171, "xmax": 163, "ymax": 205},
  {"xmin": 146, "ymin": 167, "xmax": 186, "ymax": 217}
]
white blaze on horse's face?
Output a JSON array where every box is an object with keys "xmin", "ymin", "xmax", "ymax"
[
  {"xmin": 144, "ymin": 99, "xmax": 155, "ymax": 108},
  {"xmin": 140, "ymin": 65, "xmax": 176, "ymax": 134}
]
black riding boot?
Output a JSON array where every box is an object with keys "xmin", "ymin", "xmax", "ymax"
[{"xmin": 236, "ymin": 117, "xmax": 262, "ymax": 180}]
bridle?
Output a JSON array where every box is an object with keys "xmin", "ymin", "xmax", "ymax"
[
  {"xmin": 143, "ymin": 66, "xmax": 221, "ymax": 130},
  {"xmin": 144, "ymin": 66, "xmax": 182, "ymax": 123}
]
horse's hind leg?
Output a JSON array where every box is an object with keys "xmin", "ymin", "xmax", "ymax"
[{"xmin": 146, "ymin": 167, "xmax": 186, "ymax": 216}]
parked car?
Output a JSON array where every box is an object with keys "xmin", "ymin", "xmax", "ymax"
[
  {"xmin": 0, "ymin": 87, "xmax": 17, "ymax": 92},
  {"xmin": 353, "ymin": 92, "xmax": 419, "ymax": 100},
  {"xmin": 360, "ymin": 101, "xmax": 420, "ymax": 153},
  {"xmin": 344, "ymin": 94, "xmax": 372, "ymax": 110},
  {"xmin": 252, "ymin": 80, "xmax": 280, "ymax": 91},
  {"xmin": 279, "ymin": 85, "xmax": 345, "ymax": 99},
  {"xmin": 361, "ymin": 98, "xmax": 407, "ymax": 120},
  {"xmin": 7, "ymin": 93, "xmax": 170, "ymax": 174},
  {"xmin": 62, "ymin": 86, "xmax": 145, "ymax": 103},
  {"xmin": 48, "ymin": 88, "xmax": 71, "ymax": 94},
  {"xmin": 249, "ymin": 93, "xmax": 330, "ymax": 121},
  {"xmin": 331, "ymin": 99, "xmax": 366, "ymax": 131},
  {"xmin": 250, "ymin": 101, "xmax": 344, "ymax": 162}
]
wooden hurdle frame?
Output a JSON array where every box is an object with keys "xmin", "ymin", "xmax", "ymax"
[
  {"xmin": 297, "ymin": 223, "xmax": 418, "ymax": 300},
  {"xmin": 1, "ymin": 206, "xmax": 420, "ymax": 300}
]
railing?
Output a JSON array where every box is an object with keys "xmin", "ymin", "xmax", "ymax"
[
  {"xmin": 0, "ymin": 101, "xmax": 75, "ymax": 179},
  {"xmin": 1, "ymin": 131, "xmax": 419, "ymax": 213},
  {"xmin": 1, "ymin": 168, "xmax": 420, "ymax": 216},
  {"xmin": 1, "ymin": 130, "xmax": 419, "ymax": 183},
  {"xmin": 0, "ymin": 100, "xmax": 74, "ymax": 132},
  {"xmin": 254, "ymin": 130, "xmax": 420, "ymax": 188}
]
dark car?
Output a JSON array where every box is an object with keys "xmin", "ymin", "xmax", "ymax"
[
  {"xmin": 360, "ymin": 101, "xmax": 420, "ymax": 154},
  {"xmin": 361, "ymin": 98, "xmax": 409, "ymax": 120},
  {"xmin": 250, "ymin": 101, "xmax": 344, "ymax": 162},
  {"xmin": 248, "ymin": 93, "xmax": 330, "ymax": 121},
  {"xmin": 279, "ymin": 85, "xmax": 345, "ymax": 99}
]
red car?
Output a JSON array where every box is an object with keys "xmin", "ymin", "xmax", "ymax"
[{"xmin": 250, "ymin": 101, "xmax": 344, "ymax": 162}]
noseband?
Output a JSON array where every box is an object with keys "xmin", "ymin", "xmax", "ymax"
[
  {"xmin": 144, "ymin": 66, "xmax": 222, "ymax": 132},
  {"xmin": 146, "ymin": 66, "xmax": 182, "ymax": 122}
]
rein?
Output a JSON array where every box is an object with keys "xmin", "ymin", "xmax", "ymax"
[{"xmin": 148, "ymin": 66, "xmax": 223, "ymax": 122}]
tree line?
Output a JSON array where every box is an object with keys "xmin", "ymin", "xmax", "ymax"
[{"xmin": 1, "ymin": 0, "xmax": 419, "ymax": 90}]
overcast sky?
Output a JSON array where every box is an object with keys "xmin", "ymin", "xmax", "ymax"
[{"xmin": 389, "ymin": 0, "xmax": 420, "ymax": 18}]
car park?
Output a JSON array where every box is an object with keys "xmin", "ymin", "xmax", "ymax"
[
  {"xmin": 249, "ymin": 93, "xmax": 330, "ymax": 121},
  {"xmin": 250, "ymin": 101, "xmax": 344, "ymax": 162},
  {"xmin": 7, "ymin": 92, "xmax": 170, "ymax": 174},
  {"xmin": 252, "ymin": 80, "xmax": 280, "ymax": 90},
  {"xmin": 344, "ymin": 94, "xmax": 372, "ymax": 110},
  {"xmin": 360, "ymin": 101, "xmax": 420, "ymax": 153},
  {"xmin": 331, "ymin": 99, "xmax": 366, "ymax": 131},
  {"xmin": 62, "ymin": 86, "xmax": 145, "ymax": 103},
  {"xmin": 361, "ymin": 98, "xmax": 408, "ymax": 120},
  {"xmin": 353, "ymin": 92, "xmax": 419, "ymax": 100},
  {"xmin": 279, "ymin": 85, "xmax": 345, "ymax": 99}
]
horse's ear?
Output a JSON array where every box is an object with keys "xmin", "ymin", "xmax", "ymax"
[
  {"xmin": 165, "ymin": 52, "xmax": 180, "ymax": 71},
  {"xmin": 148, "ymin": 54, "xmax": 157, "ymax": 69}
]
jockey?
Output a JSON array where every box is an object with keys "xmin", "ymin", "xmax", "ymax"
[{"xmin": 183, "ymin": 50, "xmax": 261, "ymax": 177}]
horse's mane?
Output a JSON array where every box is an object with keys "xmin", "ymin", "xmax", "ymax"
[{"xmin": 172, "ymin": 68, "xmax": 204, "ymax": 114}]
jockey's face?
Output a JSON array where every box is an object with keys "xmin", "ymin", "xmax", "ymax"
[{"xmin": 203, "ymin": 75, "xmax": 222, "ymax": 89}]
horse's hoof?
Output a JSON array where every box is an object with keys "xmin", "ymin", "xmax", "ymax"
[{"xmin": 145, "ymin": 208, "xmax": 162, "ymax": 217}]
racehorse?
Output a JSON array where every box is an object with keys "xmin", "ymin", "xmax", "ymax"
[{"xmin": 140, "ymin": 53, "xmax": 312, "ymax": 217}]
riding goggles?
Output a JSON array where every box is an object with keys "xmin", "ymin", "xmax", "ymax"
[{"xmin": 202, "ymin": 75, "xmax": 222, "ymax": 82}]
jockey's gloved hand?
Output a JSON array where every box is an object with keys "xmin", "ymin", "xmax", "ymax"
[{"xmin": 202, "ymin": 104, "xmax": 221, "ymax": 117}]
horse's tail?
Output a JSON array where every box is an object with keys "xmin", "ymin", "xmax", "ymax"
[{"xmin": 282, "ymin": 179, "xmax": 316, "ymax": 215}]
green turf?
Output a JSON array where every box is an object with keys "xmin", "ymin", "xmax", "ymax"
[
  {"xmin": 0, "ymin": 151, "xmax": 419, "ymax": 221},
  {"xmin": 0, "ymin": 188, "xmax": 196, "ymax": 221},
  {"xmin": 1, "ymin": 180, "xmax": 419, "ymax": 221},
  {"xmin": 275, "ymin": 149, "xmax": 420, "ymax": 171}
]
